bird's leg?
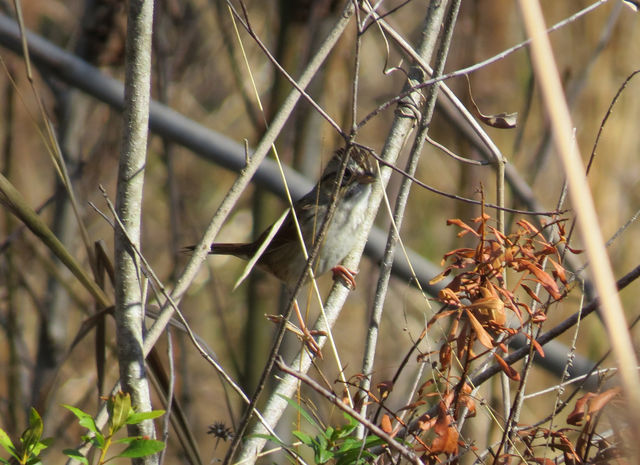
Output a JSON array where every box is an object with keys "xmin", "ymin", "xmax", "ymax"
[
  {"xmin": 331, "ymin": 265, "xmax": 358, "ymax": 290},
  {"xmin": 293, "ymin": 299, "xmax": 323, "ymax": 359}
]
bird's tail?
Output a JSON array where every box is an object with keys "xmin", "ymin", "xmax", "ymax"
[{"xmin": 182, "ymin": 242, "xmax": 255, "ymax": 260}]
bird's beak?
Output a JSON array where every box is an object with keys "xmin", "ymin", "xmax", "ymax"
[{"xmin": 357, "ymin": 171, "xmax": 376, "ymax": 185}]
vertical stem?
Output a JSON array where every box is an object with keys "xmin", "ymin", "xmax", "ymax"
[{"xmin": 114, "ymin": 0, "xmax": 157, "ymax": 462}]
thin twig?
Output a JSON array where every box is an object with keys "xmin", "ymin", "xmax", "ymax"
[
  {"xmin": 361, "ymin": 146, "xmax": 565, "ymax": 217},
  {"xmin": 276, "ymin": 358, "xmax": 425, "ymax": 465}
]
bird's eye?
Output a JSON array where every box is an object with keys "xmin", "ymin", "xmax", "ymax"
[{"xmin": 343, "ymin": 168, "xmax": 352, "ymax": 180}]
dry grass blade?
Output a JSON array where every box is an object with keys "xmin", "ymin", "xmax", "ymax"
[{"xmin": 0, "ymin": 172, "xmax": 109, "ymax": 306}]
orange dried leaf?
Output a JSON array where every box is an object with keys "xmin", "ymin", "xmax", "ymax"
[
  {"xmin": 520, "ymin": 283, "xmax": 543, "ymax": 304},
  {"xmin": 417, "ymin": 414, "xmax": 437, "ymax": 431},
  {"xmin": 376, "ymin": 381, "xmax": 394, "ymax": 400},
  {"xmin": 438, "ymin": 287, "xmax": 461, "ymax": 305},
  {"xmin": 440, "ymin": 343, "xmax": 452, "ymax": 369},
  {"xmin": 432, "ymin": 408, "xmax": 459, "ymax": 455},
  {"xmin": 467, "ymin": 295, "xmax": 506, "ymax": 326},
  {"xmin": 398, "ymin": 400, "xmax": 426, "ymax": 412},
  {"xmin": 532, "ymin": 311, "xmax": 547, "ymax": 323},
  {"xmin": 465, "ymin": 309, "xmax": 494, "ymax": 348},
  {"xmin": 567, "ymin": 392, "xmax": 595, "ymax": 425},
  {"xmin": 589, "ymin": 388, "xmax": 621, "ymax": 415},
  {"xmin": 523, "ymin": 333, "xmax": 545, "ymax": 358},
  {"xmin": 428, "ymin": 309, "xmax": 457, "ymax": 329},
  {"xmin": 431, "ymin": 425, "xmax": 459, "ymax": 455},
  {"xmin": 493, "ymin": 353, "xmax": 520, "ymax": 381},
  {"xmin": 447, "ymin": 218, "xmax": 480, "ymax": 237},
  {"xmin": 522, "ymin": 262, "xmax": 562, "ymax": 300},
  {"xmin": 566, "ymin": 245, "xmax": 584, "ymax": 254},
  {"xmin": 518, "ymin": 219, "xmax": 540, "ymax": 236},
  {"xmin": 418, "ymin": 379, "xmax": 436, "ymax": 397},
  {"xmin": 530, "ymin": 459, "xmax": 556, "ymax": 465},
  {"xmin": 429, "ymin": 270, "xmax": 450, "ymax": 285},
  {"xmin": 381, "ymin": 414, "xmax": 393, "ymax": 434},
  {"xmin": 548, "ymin": 258, "xmax": 568, "ymax": 284}
]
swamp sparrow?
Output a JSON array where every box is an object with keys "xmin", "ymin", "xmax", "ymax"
[{"xmin": 197, "ymin": 146, "xmax": 376, "ymax": 288}]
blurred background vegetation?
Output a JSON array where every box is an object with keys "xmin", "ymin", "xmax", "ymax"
[{"xmin": 0, "ymin": 0, "xmax": 638, "ymax": 463}]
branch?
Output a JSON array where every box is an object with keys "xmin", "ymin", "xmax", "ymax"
[{"xmin": 113, "ymin": 0, "xmax": 157, "ymax": 462}]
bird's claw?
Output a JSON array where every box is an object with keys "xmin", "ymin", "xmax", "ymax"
[{"xmin": 332, "ymin": 265, "xmax": 358, "ymax": 290}]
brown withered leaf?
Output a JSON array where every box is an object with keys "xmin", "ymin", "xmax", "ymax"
[
  {"xmin": 488, "ymin": 225, "xmax": 508, "ymax": 244},
  {"xmin": 523, "ymin": 333, "xmax": 545, "ymax": 358},
  {"xmin": 376, "ymin": 381, "xmax": 394, "ymax": 400},
  {"xmin": 432, "ymin": 407, "xmax": 459, "ymax": 455},
  {"xmin": 443, "ymin": 247, "xmax": 477, "ymax": 262},
  {"xmin": 397, "ymin": 400, "xmax": 426, "ymax": 412},
  {"xmin": 417, "ymin": 413, "xmax": 437, "ymax": 431},
  {"xmin": 493, "ymin": 353, "xmax": 520, "ymax": 381},
  {"xmin": 530, "ymin": 458, "xmax": 556, "ymax": 465},
  {"xmin": 517, "ymin": 219, "xmax": 541, "ymax": 236},
  {"xmin": 457, "ymin": 386, "xmax": 476, "ymax": 418},
  {"xmin": 472, "ymin": 213, "xmax": 492, "ymax": 223},
  {"xmin": 428, "ymin": 309, "xmax": 457, "ymax": 329},
  {"xmin": 588, "ymin": 387, "xmax": 621, "ymax": 412},
  {"xmin": 438, "ymin": 287, "xmax": 461, "ymax": 305},
  {"xmin": 470, "ymin": 98, "xmax": 519, "ymax": 129},
  {"xmin": 465, "ymin": 309, "xmax": 495, "ymax": 349},
  {"xmin": 447, "ymin": 218, "xmax": 480, "ymax": 237},
  {"xmin": 429, "ymin": 268, "xmax": 451, "ymax": 284},
  {"xmin": 521, "ymin": 283, "xmax": 543, "ymax": 303},
  {"xmin": 567, "ymin": 388, "xmax": 621, "ymax": 426},
  {"xmin": 467, "ymin": 294, "xmax": 506, "ymax": 326},
  {"xmin": 417, "ymin": 379, "xmax": 436, "ymax": 397},
  {"xmin": 515, "ymin": 301, "xmax": 532, "ymax": 318},
  {"xmin": 440, "ymin": 343, "xmax": 452, "ymax": 369},
  {"xmin": 565, "ymin": 245, "xmax": 584, "ymax": 254},
  {"xmin": 566, "ymin": 393, "xmax": 595, "ymax": 426},
  {"xmin": 456, "ymin": 324, "xmax": 470, "ymax": 360},
  {"xmin": 539, "ymin": 244, "xmax": 558, "ymax": 257},
  {"xmin": 548, "ymin": 258, "xmax": 568, "ymax": 284},
  {"xmin": 521, "ymin": 261, "xmax": 562, "ymax": 300},
  {"xmin": 341, "ymin": 386, "xmax": 351, "ymax": 405},
  {"xmin": 532, "ymin": 311, "xmax": 547, "ymax": 323},
  {"xmin": 353, "ymin": 392, "xmax": 366, "ymax": 413},
  {"xmin": 381, "ymin": 414, "xmax": 393, "ymax": 434}
]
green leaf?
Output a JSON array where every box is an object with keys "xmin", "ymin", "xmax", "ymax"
[
  {"xmin": 324, "ymin": 426, "xmax": 335, "ymax": 441},
  {"xmin": 313, "ymin": 434, "xmax": 334, "ymax": 464},
  {"xmin": 115, "ymin": 439, "xmax": 165, "ymax": 458},
  {"xmin": 314, "ymin": 441, "xmax": 334, "ymax": 464},
  {"xmin": 63, "ymin": 449, "xmax": 89, "ymax": 465},
  {"xmin": 20, "ymin": 409, "xmax": 43, "ymax": 454},
  {"xmin": 79, "ymin": 433, "xmax": 104, "ymax": 449},
  {"xmin": 291, "ymin": 431, "xmax": 313, "ymax": 446},
  {"xmin": 363, "ymin": 434, "xmax": 384, "ymax": 448},
  {"xmin": 337, "ymin": 437, "xmax": 362, "ymax": 453},
  {"xmin": 62, "ymin": 405, "xmax": 101, "ymax": 436},
  {"xmin": 126, "ymin": 410, "xmax": 165, "ymax": 425},
  {"xmin": 336, "ymin": 448, "xmax": 373, "ymax": 465},
  {"xmin": 30, "ymin": 438, "xmax": 52, "ymax": 456},
  {"xmin": 335, "ymin": 415, "xmax": 358, "ymax": 439},
  {"xmin": 0, "ymin": 457, "xmax": 10, "ymax": 464},
  {"xmin": 0, "ymin": 429, "xmax": 17, "ymax": 458},
  {"xmin": 109, "ymin": 392, "xmax": 132, "ymax": 433}
]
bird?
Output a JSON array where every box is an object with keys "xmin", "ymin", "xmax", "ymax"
[{"xmin": 191, "ymin": 146, "xmax": 377, "ymax": 290}]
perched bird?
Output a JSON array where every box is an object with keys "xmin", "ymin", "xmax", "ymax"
[{"xmin": 193, "ymin": 146, "xmax": 376, "ymax": 289}]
